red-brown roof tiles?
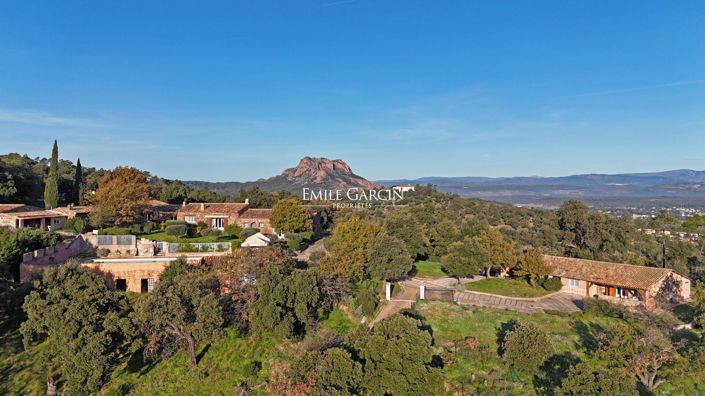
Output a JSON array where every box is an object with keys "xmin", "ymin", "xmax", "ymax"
[{"xmin": 544, "ymin": 255, "xmax": 673, "ymax": 290}]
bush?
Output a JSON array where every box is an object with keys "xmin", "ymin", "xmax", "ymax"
[
  {"xmin": 165, "ymin": 224, "xmax": 187, "ymax": 237},
  {"xmin": 239, "ymin": 228, "xmax": 258, "ymax": 239},
  {"xmin": 299, "ymin": 231, "xmax": 313, "ymax": 241},
  {"xmin": 129, "ymin": 224, "xmax": 142, "ymax": 234},
  {"xmin": 177, "ymin": 243, "xmax": 197, "ymax": 253},
  {"xmin": 355, "ymin": 286, "xmax": 379, "ymax": 317},
  {"xmin": 165, "ymin": 220, "xmax": 187, "ymax": 226},
  {"xmin": 97, "ymin": 248, "xmax": 110, "ymax": 257},
  {"xmin": 285, "ymin": 233, "xmax": 303, "ymax": 242},
  {"xmin": 98, "ymin": 227, "xmax": 130, "ymax": 235},
  {"xmin": 541, "ymin": 277, "xmax": 563, "ymax": 292},
  {"xmin": 501, "ymin": 322, "xmax": 552, "ymax": 374},
  {"xmin": 143, "ymin": 221, "xmax": 157, "ymax": 233},
  {"xmin": 231, "ymin": 239, "xmax": 242, "ymax": 249},
  {"xmin": 63, "ymin": 217, "xmax": 86, "ymax": 233},
  {"xmin": 200, "ymin": 228, "xmax": 222, "ymax": 238},
  {"xmin": 583, "ymin": 298, "xmax": 625, "ymax": 318},
  {"xmin": 223, "ymin": 224, "xmax": 242, "ymax": 237},
  {"xmin": 287, "ymin": 239, "xmax": 301, "ymax": 251}
]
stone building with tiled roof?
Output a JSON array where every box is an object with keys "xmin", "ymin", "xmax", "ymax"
[
  {"xmin": 176, "ymin": 200, "xmax": 273, "ymax": 233},
  {"xmin": 0, "ymin": 204, "xmax": 67, "ymax": 231},
  {"xmin": 544, "ymin": 255, "xmax": 691, "ymax": 308}
]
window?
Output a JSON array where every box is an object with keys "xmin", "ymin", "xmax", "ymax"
[
  {"xmin": 213, "ymin": 218, "xmax": 225, "ymax": 229},
  {"xmin": 116, "ymin": 235, "xmax": 133, "ymax": 245},
  {"xmin": 259, "ymin": 222, "xmax": 264, "ymax": 228},
  {"xmin": 115, "ymin": 279, "xmax": 127, "ymax": 291},
  {"xmin": 185, "ymin": 215, "xmax": 196, "ymax": 224},
  {"xmin": 97, "ymin": 235, "xmax": 113, "ymax": 245},
  {"xmin": 147, "ymin": 278, "xmax": 155, "ymax": 292},
  {"xmin": 52, "ymin": 218, "xmax": 61, "ymax": 225},
  {"xmin": 568, "ymin": 278, "xmax": 580, "ymax": 288},
  {"xmin": 140, "ymin": 279, "xmax": 155, "ymax": 293}
]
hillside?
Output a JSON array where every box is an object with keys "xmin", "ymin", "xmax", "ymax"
[
  {"xmin": 186, "ymin": 157, "xmax": 381, "ymax": 195},
  {"xmin": 379, "ymin": 169, "xmax": 705, "ymax": 209}
]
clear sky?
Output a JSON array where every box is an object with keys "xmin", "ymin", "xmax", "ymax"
[{"xmin": 1, "ymin": 1, "xmax": 704, "ymax": 182}]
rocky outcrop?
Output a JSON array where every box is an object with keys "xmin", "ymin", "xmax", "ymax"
[{"xmin": 278, "ymin": 157, "xmax": 381, "ymax": 190}]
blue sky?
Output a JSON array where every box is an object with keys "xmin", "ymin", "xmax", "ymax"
[{"xmin": 1, "ymin": 1, "xmax": 704, "ymax": 181}]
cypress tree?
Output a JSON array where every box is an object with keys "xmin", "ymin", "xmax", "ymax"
[
  {"xmin": 43, "ymin": 140, "xmax": 59, "ymax": 209},
  {"xmin": 73, "ymin": 158, "xmax": 83, "ymax": 205}
]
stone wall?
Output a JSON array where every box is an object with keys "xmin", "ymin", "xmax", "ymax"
[
  {"xmin": 81, "ymin": 260, "xmax": 170, "ymax": 293},
  {"xmin": 20, "ymin": 236, "xmax": 89, "ymax": 282}
]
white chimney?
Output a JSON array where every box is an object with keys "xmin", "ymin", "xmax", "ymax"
[
  {"xmin": 182, "ymin": 199, "xmax": 187, "ymax": 207},
  {"xmin": 245, "ymin": 198, "xmax": 249, "ymax": 205},
  {"xmin": 200, "ymin": 203, "xmax": 205, "ymax": 211}
]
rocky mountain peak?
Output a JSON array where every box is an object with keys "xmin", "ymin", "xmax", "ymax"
[{"xmin": 280, "ymin": 157, "xmax": 380, "ymax": 189}]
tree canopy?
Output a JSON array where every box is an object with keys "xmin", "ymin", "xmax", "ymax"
[
  {"xmin": 91, "ymin": 166, "xmax": 150, "ymax": 226},
  {"xmin": 20, "ymin": 262, "xmax": 136, "ymax": 395},
  {"xmin": 132, "ymin": 260, "xmax": 223, "ymax": 367}
]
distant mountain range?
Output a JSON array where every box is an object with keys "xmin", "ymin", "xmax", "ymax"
[
  {"xmin": 379, "ymin": 170, "xmax": 705, "ymax": 209},
  {"xmin": 186, "ymin": 158, "xmax": 705, "ymax": 209},
  {"xmin": 186, "ymin": 157, "xmax": 381, "ymax": 195}
]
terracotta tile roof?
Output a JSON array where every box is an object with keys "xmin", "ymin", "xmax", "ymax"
[
  {"xmin": 146, "ymin": 200, "xmax": 179, "ymax": 211},
  {"xmin": 544, "ymin": 255, "xmax": 673, "ymax": 290},
  {"xmin": 54, "ymin": 205, "xmax": 94, "ymax": 214},
  {"xmin": 178, "ymin": 202, "xmax": 249, "ymax": 215},
  {"xmin": 0, "ymin": 210, "xmax": 67, "ymax": 219},
  {"xmin": 0, "ymin": 204, "xmax": 42, "ymax": 213},
  {"xmin": 240, "ymin": 208, "xmax": 272, "ymax": 219}
]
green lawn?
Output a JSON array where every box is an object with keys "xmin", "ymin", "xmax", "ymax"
[
  {"xmin": 465, "ymin": 278, "xmax": 552, "ymax": 298},
  {"xmin": 137, "ymin": 231, "xmax": 237, "ymax": 244},
  {"xmin": 320, "ymin": 307, "xmax": 359, "ymax": 334},
  {"xmin": 411, "ymin": 261, "xmax": 447, "ymax": 278}
]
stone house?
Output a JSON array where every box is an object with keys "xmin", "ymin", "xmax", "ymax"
[
  {"xmin": 544, "ymin": 255, "xmax": 691, "ymax": 308},
  {"xmin": 176, "ymin": 200, "xmax": 273, "ymax": 233},
  {"xmin": 145, "ymin": 200, "xmax": 179, "ymax": 221},
  {"xmin": 0, "ymin": 204, "xmax": 67, "ymax": 231}
]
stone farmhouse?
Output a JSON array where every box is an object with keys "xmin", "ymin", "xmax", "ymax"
[
  {"xmin": 176, "ymin": 200, "xmax": 274, "ymax": 234},
  {"xmin": 0, "ymin": 204, "xmax": 67, "ymax": 231},
  {"xmin": 544, "ymin": 255, "xmax": 691, "ymax": 308}
]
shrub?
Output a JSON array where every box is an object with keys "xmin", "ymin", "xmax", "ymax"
[
  {"xmin": 239, "ymin": 228, "xmax": 258, "ymax": 239},
  {"xmin": 287, "ymin": 239, "xmax": 301, "ymax": 251},
  {"xmin": 200, "ymin": 228, "xmax": 222, "ymax": 237},
  {"xmin": 165, "ymin": 220, "xmax": 187, "ymax": 226},
  {"xmin": 165, "ymin": 224, "xmax": 187, "ymax": 237},
  {"xmin": 178, "ymin": 243, "xmax": 197, "ymax": 253},
  {"xmin": 285, "ymin": 233, "xmax": 303, "ymax": 242},
  {"xmin": 143, "ymin": 221, "xmax": 157, "ymax": 233},
  {"xmin": 98, "ymin": 227, "xmax": 130, "ymax": 235},
  {"xmin": 129, "ymin": 224, "xmax": 142, "ymax": 234},
  {"xmin": 231, "ymin": 239, "xmax": 242, "ymax": 250},
  {"xmin": 355, "ymin": 287, "xmax": 379, "ymax": 317},
  {"xmin": 501, "ymin": 323, "xmax": 552, "ymax": 374},
  {"xmin": 583, "ymin": 298, "xmax": 625, "ymax": 318},
  {"xmin": 97, "ymin": 248, "xmax": 110, "ymax": 257},
  {"xmin": 63, "ymin": 217, "xmax": 86, "ymax": 233},
  {"xmin": 223, "ymin": 224, "xmax": 242, "ymax": 237},
  {"xmin": 299, "ymin": 231, "xmax": 313, "ymax": 241},
  {"xmin": 541, "ymin": 277, "xmax": 563, "ymax": 292}
]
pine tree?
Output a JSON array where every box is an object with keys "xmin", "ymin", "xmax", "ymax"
[
  {"xmin": 72, "ymin": 158, "xmax": 83, "ymax": 205},
  {"xmin": 43, "ymin": 140, "xmax": 59, "ymax": 209}
]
